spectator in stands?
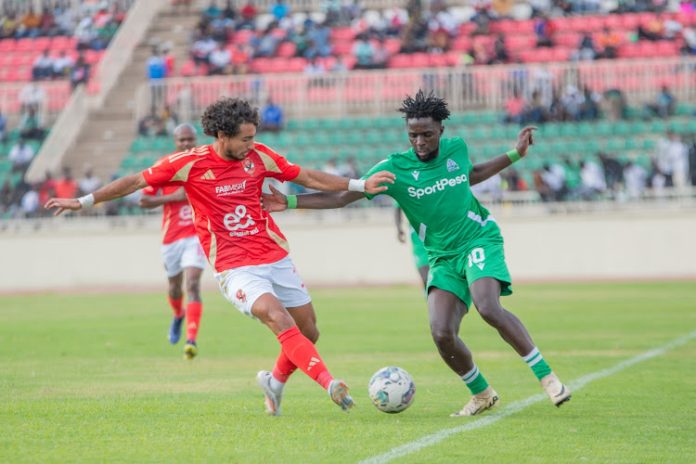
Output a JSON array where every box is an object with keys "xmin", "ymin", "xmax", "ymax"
[
  {"xmin": 338, "ymin": 156, "xmax": 360, "ymax": 178},
  {"xmin": 580, "ymin": 86, "xmax": 601, "ymax": 120},
  {"xmin": 70, "ymin": 53, "xmax": 91, "ymax": 90},
  {"xmin": 501, "ymin": 167, "xmax": 527, "ymax": 191},
  {"xmin": 598, "ymin": 152, "xmax": 623, "ymax": 192},
  {"xmin": 372, "ymin": 38, "xmax": 390, "ymax": 68},
  {"xmin": 54, "ymin": 166, "xmax": 79, "ymax": 199},
  {"xmin": 222, "ymin": 0, "xmax": 237, "ymax": 20},
  {"xmin": 208, "ymin": 43, "xmax": 232, "ymax": 75},
  {"xmin": 191, "ymin": 35, "xmax": 218, "ymax": 65},
  {"xmin": 522, "ymin": 90, "xmax": 548, "ymax": 124},
  {"xmin": 596, "ymin": 27, "xmax": 622, "ymax": 59},
  {"xmin": 9, "ymin": 138, "xmax": 35, "ymax": 173},
  {"xmin": 32, "ymin": 50, "xmax": 54, "ymax": 80},
  {"xmin": 492, "ymin": 35, "xmax": 509, "ymax": 64},
  {"xmin": 19, "ymin": 107, "xmax": 45, "ymax": 140},
  {"xmin": 147, "ymin": 49, "xmax": 167, "ymax": 111},
  {"xmin": 53, "ymin": 51, "xmax": 74, "ymax": 79},
  {"xmin": 603, "ymin": 88, "xmax": 626, "ymax": 120},
  {"xmin": 578, "ymin": 159, "xmax": 606, "ymax": 200},
  {"xmin": 203, "ymin": 0, "xmax": 222, "ymax": 19},
  {"xmin": 138, "ymin": 112, "xmax": 166, "ymax": 137},
  {"xmin": 0, "ymin": 180, "xmax": 13, "ymax": 216},
  {"xmin": 231, "ymin": 43, "xmax": 251, "ymax": 74},
  {"xmin": 623, "ymin": 161, "xmax": 648, "ymax": 199},
  {"xmin": 534, "ymin": 14, "xmax": 554, "ymax": 47},
  {"xmin": 353, "ymin": 34, "xmax": 376, "ymax": 69},
  {"xmin": 251, "ymin": 27, "xmax": 281, "ymax": 58},
  {"xmin": 573, "ymin": 33, "xmax": 597, "ymax": 61},
  {"xmin": 19, "ymin": 7, "xmax": 41, "ymax": 38},
  {"xmin": 427, "ymin": 2, "xmax": 457, "ymax": 53},
  {"xmin": 540, "ymin": 163, "xmax": 567, "ymax": 201},
  {"xmin": 645, "ymin": 85, "xmax": 675, "ymax": 119},
  {"xmin": 399, "ymin": 8, "xmax": 428, "ymax": 53},
  {"xmin": 19, "ymin": 82, "xmax": 45, "ymax": 114},
  {"xmin": 38, "ymin": 171, "xmax": 57, "ymax": 207},
  {"xmin": 471, "ymin": 173, "xmax": 504, "ymax": 202},
  {"xmin": 667, "ymin": 132, "xmax": 690, "ymax": 189},
  {"xmin": 638, "ymin": 14, "xmax": 665, "ymax": 41},
  {"xmin": 260, "ymin": 98, "xmax": 284, "ymax": 132},
  {"xmin": 20, "ymin": 185, "xmax": 41, "ymax": 218},
  {"xmin": 307, "ymin": 23, "xmax": 333, "ymax": 59},
  {"xmin": 160, "ymin": 105, "xmax": 180, "ymax": 135},
  {"xmin": 330, "ymin": 55, "xmax": 348, "ymax": 72},
  {"xmin": 78, "ymin": 167, "xmax": 102, "ymax": 196},
  {"xmin": 75, "ymin": 16, "xmax": 96, "ymax": 51},
  {"xmin": 503, "ymin": 90, "xmax": 525, "ymax": 124},
  {"xmin": 304, "ymin": 56, "xmax": 326, "ymax": 87},
  {"xmin": 271, "ymin": 0, "xmax": 290, "ymax": 22},
  {"xmin": 0, "ymin": 111, "xmax": 6, "ymax": 143},
  {"xmin": 681, "ymin": 26, "xmax": 696, "ymax": 55},
  {"xmin": 471, "ymin": 41, "xmax": 492, "ymax": 65},
  {"xmin": 238, "ymin": 1, "xmax": 258, "ymax": 30},
  {"xmin": 1, "ymin": 12, "xmax": 19, "ymax": 39}
]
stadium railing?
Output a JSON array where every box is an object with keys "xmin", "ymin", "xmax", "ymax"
[{"xmin": 135, "ymin": 56, "xmax": 696, "ymax": 120}]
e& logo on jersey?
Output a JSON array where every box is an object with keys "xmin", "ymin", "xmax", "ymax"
[{"xmin": 223, "ymin": 205, "xmax": 259, "ymax": 237}]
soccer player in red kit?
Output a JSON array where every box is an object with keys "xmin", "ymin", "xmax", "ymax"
[
  {"xmin": 139, "ymin": 123, "xmax": 206, "ymax": 360},
  {"xmin": 45, "ymin": 97, "xmax": 395, "ymax": 414}
]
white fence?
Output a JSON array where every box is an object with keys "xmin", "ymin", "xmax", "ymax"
[{"xmin": 136, "ymin": 57, "xmax": 696, "ymax": 121}]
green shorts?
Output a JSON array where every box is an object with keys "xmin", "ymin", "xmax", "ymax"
[
  {"xmin": 426, "ymin": 241, "xmax": 512, "ymax": 309},
  {"xmin": 410, "ymin": 230, "xmax": 429, "ymax": 269}
]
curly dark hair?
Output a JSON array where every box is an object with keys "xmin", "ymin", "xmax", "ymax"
[
  {"xmin": 398, "ymin": 90, "xmax": 450, "ymax": 122},
  {"xmin": 201, "ymin": 97, "xmax": 260, "ymax": 137}
]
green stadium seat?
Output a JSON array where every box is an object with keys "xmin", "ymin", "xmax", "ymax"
[
  {"xmin": 541, "ymin": 123, "xmax": 561, "ymax": 138},
  {"xmin": 595, "ymin": 121, "xmax": 613, "ymax": 137},
  {"xmin": 130, "ymin": 137, "xmax": 151, "ymax": 153},
  {"xmin": 676, "ymin": 103, "xmax": 693, "ymax": 116},
  {"xmin": 642, "ymin": 139, "xmax": 657, "ymax": 150}
]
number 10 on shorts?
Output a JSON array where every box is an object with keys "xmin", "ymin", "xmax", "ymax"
[{"xmin": 467, "ymin": 247, "xmax": 486, "ymax": 270}]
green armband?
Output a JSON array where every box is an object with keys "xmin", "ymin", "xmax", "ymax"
[
  {"xmin": 286, "ymin": 195, "xmax": 297, "ymax": 209},
  {"xmin": 506, "ymin": 149, "xmax": 521, "ymax": 163}
]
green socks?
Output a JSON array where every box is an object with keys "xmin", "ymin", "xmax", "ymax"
[
  {"xmin": 461, "ymin": 365, "xmax": 490, "ymax": 395},
  {"xmin": 523, "ymin": 347, "xmax": 552, "ymax": 380}
]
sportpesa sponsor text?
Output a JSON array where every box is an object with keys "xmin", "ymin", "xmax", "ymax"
[{"xmin": 407, "ymin": 174, "xmax": 468, "ymax": 199}]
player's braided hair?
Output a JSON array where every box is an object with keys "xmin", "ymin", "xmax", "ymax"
[
  {"xmin": 201, "ymin": 97, "xmax": 260, "ymax": 137},
  {"xmin": 398, "ymin": 90, "xmax": 450, "ymax": 122}
]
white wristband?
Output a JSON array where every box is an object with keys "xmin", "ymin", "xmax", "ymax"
[
  {"xmin": 348, "ymin": 179, "xmax": 366, "ymax": 192},
  {"xmin": 78, "ymin": 193, "xmax": 95, "ymax": 208}
]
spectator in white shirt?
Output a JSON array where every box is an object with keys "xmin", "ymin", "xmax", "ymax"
[
  {"xmin": 32, "ymin": 50, "xmax": 54, "ymax": 80},
  {"xmin": 623, "ymin": 161, "xmax": 647, "ymax": 199},
  {"xmin": 9, "ymin": 139, "xmax": 35, "ymax": 173},
  {"xmin": 208, "ymin": 44, "xmax": 231, "ymax": 75},
  {"xmin": 21, "ymin": 187, "xmax": 40, "ymax": 218},
  {"xmin": 19, "ymin": 82, "xmax": 46, "ymax": 114},
  {"xmin": 578, "ymin": 160, "xmax": 606, "ymax": 199},
  {"xmin": 53, "ymin": 51, "xmax": 74, "ymax": 78},
  {"xmin": 78, "ymin": 167, "xmax": 102, "ymax": 195}
]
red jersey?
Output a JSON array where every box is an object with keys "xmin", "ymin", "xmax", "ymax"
[
  {"xmin": 142, "ymin": 183, "xmax": 196, "ymax": 245},
  {"xmin": 141, "ymin": 143, "xmax": 301, "ymax": 272}
]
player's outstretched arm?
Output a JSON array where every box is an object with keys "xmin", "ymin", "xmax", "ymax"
[
  {"xmin": 469, "ymin": 126, "xmax": 536, "ymax": 186},
  {"xmin": 292, "ymin": 168, "xmax": 394, "ymax": 194},
  {"xmin": 45, "ymin": 173, "xmax": 148, "ymax": 216},
  {"xmin": 261, "ymin": 185, "xmax": 364, "ymax": 212},
  {"xmin": 139, "ymin": 187, "xmax": 186, "ymax": 209}
]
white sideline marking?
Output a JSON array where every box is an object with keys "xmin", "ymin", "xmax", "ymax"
[{"xmin": 358, "ymin": 330, "xmax": 696, "ymax": 464}]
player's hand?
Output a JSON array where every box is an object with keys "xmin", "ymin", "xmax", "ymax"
[
  {"xmin": 261, "ymin": 184, "xmax": 288, "ymax": 212},
  {"xmin": 364, "ymin": 170, "xmax": 395, "ymax": 194},
  {"xmin": 44, "ymin": 198, "xmax": 81, "ymax": 216},
  {"xmin": 397, "ymin": 229, "xmax": 406, "ymax": 243},
  {"xmin": 515, "ymin": 126, "xmax": 537, "ymax": 158}
]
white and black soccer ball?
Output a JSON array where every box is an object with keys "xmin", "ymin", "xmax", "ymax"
[{"xmin": 368, "ymin": 366, "xmax": 416, "ymax": 413}]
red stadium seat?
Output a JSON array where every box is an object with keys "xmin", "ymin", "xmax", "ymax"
[
  {"xmin": 330, "ymin": 27, "xmax": 355, "ymax": 42},
  {"xmin": 0, "ymin": 39, "xmax": 16, "ymax": 52},
  {"xmin": 451, "ymin": 35, "xmax": 472, "ymax": 51},
  {"xmin": 411, "ymin": 53, "xmax": 429, "ymax": 68},
  {"xmin": 276, "ymin": 41, "xmax": 296, "ymax": 58},
  {"xmin": 384, "ymin": 38, "xmax": 401, "ymax": 55},
  {"xmin": 506, "ymin": 34, "xmax": 536, "ymax": 49},
  {"xmin": 388, "ymin": 54, "xmax": 412, "ymax": 68},
  {"xmin": 428, "ymin": 53, "xmax": 449, "ymax": 67},
  {"xmin": 619, "ymin": 13, "xmax": 641, "ymax": 30},
  {"xmin": 331, "ymin": 41, "xmax": 353, "ymax": 55}
]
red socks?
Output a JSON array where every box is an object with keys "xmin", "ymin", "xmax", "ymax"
[
  {"xmin": 186, "ymin": 301, "xmax": 202, "ymax": 342},
  {"xmin": 272, "ymin": 351, "xmax": 298, "ymax": 383},
  {"xmin": 168, "ymin": 296, "xmax": 184, "ymax": 318},
  {"xmin": 276, "ymin": 326, "xmax": 333, "ymax": 389}
]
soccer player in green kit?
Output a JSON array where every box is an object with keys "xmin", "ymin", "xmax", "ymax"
[{"xmin": 262, "ymin": 90, "xmax": 571, "ymax": 416}]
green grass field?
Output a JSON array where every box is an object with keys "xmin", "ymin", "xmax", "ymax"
[{"xmin": 1, "ymin": 282, "xmax": 695, "ymax": 463}]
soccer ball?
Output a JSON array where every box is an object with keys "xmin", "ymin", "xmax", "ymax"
[{"xmin": 368, "ymin": 366, "xmax": 416, "ymax": 413}]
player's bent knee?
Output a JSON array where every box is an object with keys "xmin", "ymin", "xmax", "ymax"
[
  {"xmin": 476, "ymin": 302, "xmax": 504, "ymax": 325},
  {"xmin": 430, "ymin": 327, "xmax": 457, "ymax": 348}
]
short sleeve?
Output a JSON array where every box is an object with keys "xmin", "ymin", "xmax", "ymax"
[
  {"xmin": 360, "ymin": 158, "xmax": 392, "ymax": 200},
  {"xmin": 254, "ymin": 143, "xmax": 301, "ymax": 181},
  {"xmin": 141, "ymin": 154, "xmax": 187, "ymax": 189},
  {"xmin": 141, "ymin": 185, "xmax": 158, "ymax": 196}
]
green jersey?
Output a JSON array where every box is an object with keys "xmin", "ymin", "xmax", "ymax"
[{"xmin": 363, "ymin": 137, "xmax": 503, "ymax": 258}]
